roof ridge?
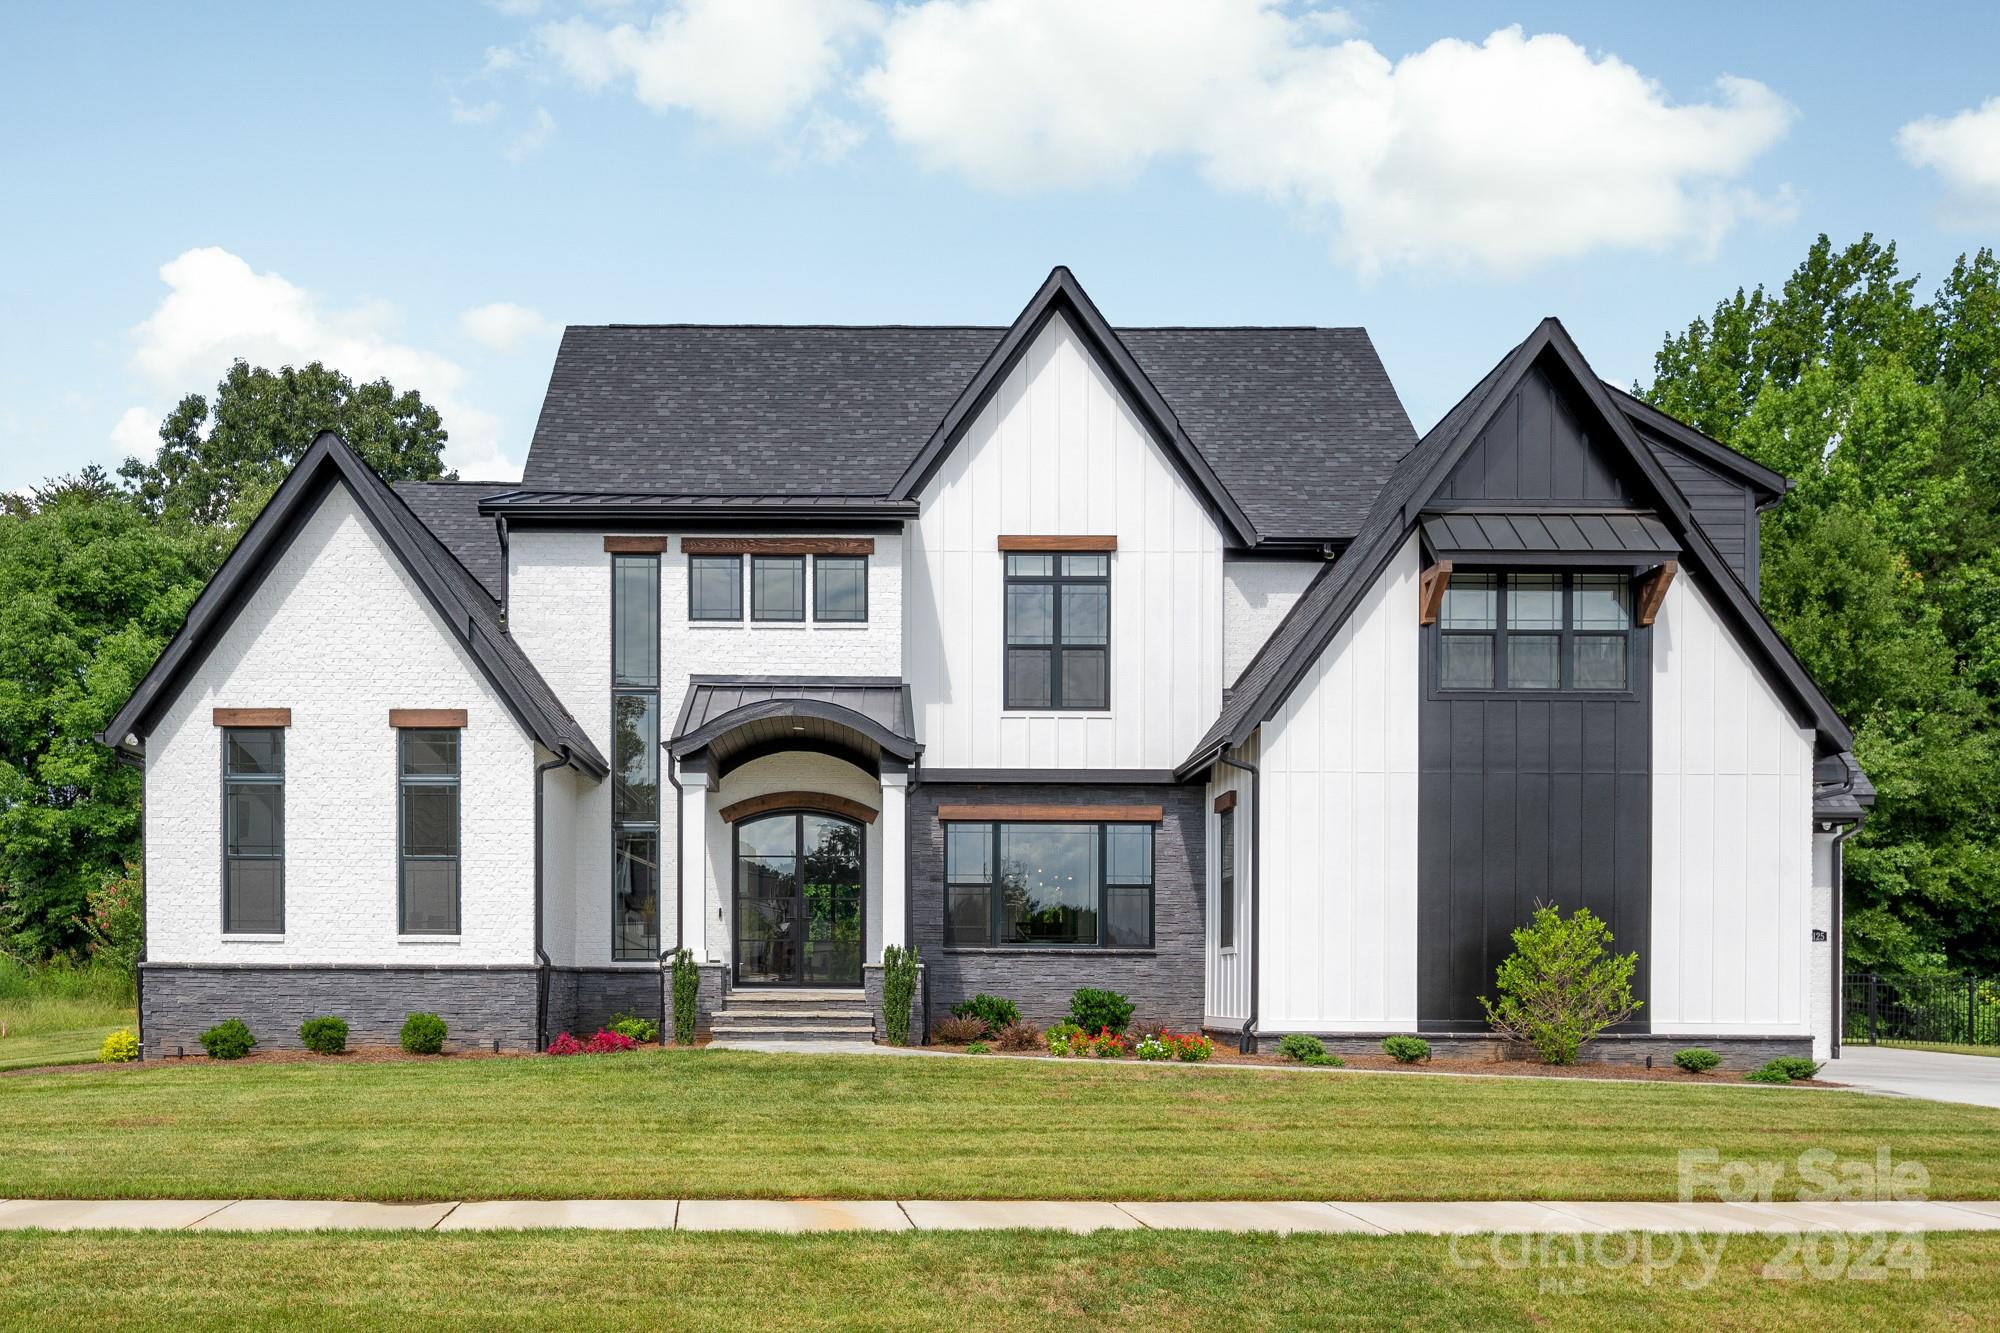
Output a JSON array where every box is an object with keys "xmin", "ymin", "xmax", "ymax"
[{"xmin": 583, "ymin": 322, "xmax": 1365, "ymax": 333}]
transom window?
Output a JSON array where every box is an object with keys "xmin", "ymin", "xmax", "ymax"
[
  {"xmin": 399, "ymin": 728, "xmax": 460, "ymax": 935},
  {"xmin": 751, "ymin": 554, "xmax": 806, "ymax": 622},
  {"xmin": 944, "ymin": 821, "xmax": 1152, "ymax": 948},
  {"xmin": 1004, "ymin": 553, "xmax": 1109, "ymax": 710},
  {"xmin": 1437, "ymin": 571, "xmax": 1633, "ymax": 691},
  {"xmin": 222, "ymin": 728, "xmax": 284, "ymax": 934}
]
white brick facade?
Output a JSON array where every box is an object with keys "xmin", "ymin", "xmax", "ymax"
[{"xmin": 145, "ymin": 485, "xmax": 539, "ymax": 966}]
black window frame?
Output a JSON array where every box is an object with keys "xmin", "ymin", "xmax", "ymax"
[
  {"xmin": 942, "ymin": 820, "xmax": 1154, "ymax": 950},
  {"xmin": 398, "ymin": 727, "xmax": 462, "ymax": 936},
  {"xmin": 1217, "ymin": 807, "xmax": 1236, "ymax": 950},
  {"xmin": 1003, "ymin": 552, "xmax": 1111, "ymax": 711},
  {"xmin": 687, "ymin": 553, "xmax": 744, "ymax": 622},
  {"xmin": 813, "ymin": 554, "xmax": 869, "ymax": 623},
  {"xmin": 221, "ymin": 726, "xmax": 285, "ymax": 934},
  {"xmin": 612, "ymin": 551, "xmax": 662, "ymax": 960},
  {"xmin": 1433, "ymin": 569, "xmax": 1637, "ymax": 697},
  {"xmin": 750, "ymin": 554, "xmax": 807, "ymax": 623}
]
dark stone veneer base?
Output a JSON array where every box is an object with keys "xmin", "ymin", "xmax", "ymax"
[
  {"xmin": 1243, "ymin": 1029, "xmax": 1815, "ymax": 1070},
  {"xmin": 140, "ymin": 962, "xmax": 698, "ymax": 1056},
  {"xmin": 909, "ymin": 782, "xmax": 1206, "ymax": 1036}
]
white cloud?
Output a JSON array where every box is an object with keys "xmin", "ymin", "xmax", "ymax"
[
  {"xmin": 450, "ymin": 96, "xmax": 503, "ymax": 125},
  {"xmin": 505, "ymin": 106, "xmax": 557, "ymax": 161},
  {"xmin": 540, "ymin": 0, "xmax": 882, "ymax": 137},
  {"xmin": 460, "ymin": 301, "xmax": 557, "ymax": 353},
  {"xmin": 860, "ymin": 7, "xmax": 1795, "ymax": 275},
  {"xmin": 110, "ymin": 406, "xmax": 159, "ymax": 460},
  {"xmin": 1898, "ymin": 96, "xmax": 2000, "ymax": 225},
  {"xmin": 129, "ymin": 247, "xmax": 519, "ymax": 479}
]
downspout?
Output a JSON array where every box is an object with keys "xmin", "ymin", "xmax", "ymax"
[
  {"xmin": 1214, "ymin": 749, "xmax": 1261, "ymax": 1054},
  {"xmin": 905, "ymin": 756, "xmax": 926, "ymax": 1045},
  {"xmin": 496, "ymin": 516, "xmax": 511, "ymax": 632},
  {"xmin": 665, "ymin": 750, "xmax": 684, "ymax": 1034},
  {"xmin": 533, "ymin": 750, "xmax": 568, "ymax": 1052}
]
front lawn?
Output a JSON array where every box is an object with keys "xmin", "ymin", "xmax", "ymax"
[
  {"xmin": 4, "ymin": 1050, "xmax": 1998, "ymax": 1201},
  {"xmin": 2, "ymin": 1230, "xmax": 1995, "ymax": 1331},
  {"xmin": 1879, "ymin": 1041, "xmax": 2000, "ymax": 1059},
  {"xmin": 0, "ymin": 956, "xmax": 133, "ymax": 1072}
]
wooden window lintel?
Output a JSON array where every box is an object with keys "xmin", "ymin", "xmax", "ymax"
[
  {"xmin": 213, "ymin": 708, "xmax": 291, "ymax": 727},
  {"xmin": 603, "ymin": 536, "xmax": 669, "ymax": 554},
  {"xmin": 390, "ymin": 709, "xmax": 469, "ymax": 729},
  {"xmin": 718, "ymin": 790, "xmax": 879, "ymax": 825},
  {"xmin": 1212, "ymin": 790, "xmax": 1238, "ymax": 814},
  {"xmin": 680, "ymin": 537, "xmax": 874, "ymax": 556},
  {"xmin": 935, "ymin": 803, "xmax": 1162, "ymax": 823},
  {"xmin": 997, "ymin": 535, "xmax": 1117, "ymax": 552}
]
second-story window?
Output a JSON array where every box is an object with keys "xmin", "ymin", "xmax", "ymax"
[
  {"xmin": 1437, "ymin": 571, "xmax": 1633, "ymax": 691},
  {"xmin": 1004, "ymin": 553, "xmax": 1109, "ymax": 709},
  {"xmin": 689, "ymin": 554, "xmax": 743, "ymax": 621},
  {"xmin": 751, "ymin": 554, "xmax": 806, "ymax": 622},
  {"xmin": 814, "ymin": 555, "xmax": 868, "ymax": 622}
]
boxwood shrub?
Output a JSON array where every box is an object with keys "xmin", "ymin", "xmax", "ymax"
[
  {"xmin": 299, "ymin": 1016, "xmax": 349, "ymax": 1055},
  {"xmin": 1672, "ymin": 1047, "xmax": 1721, "ymax": 1074},
  {"xmin": 1276, "ymin": 1033, "xmax": 1327, "ymax": 1063},
  {"xmin": 1382, "ymin": 1035, "xmax": 1431, "ymax": 1064},
  {"xmin": 200, "ymin": 1018, "xmax": 257, "ymax": 1060},
  {"xmin": 400, "ymin": 1011, "xmax": 447, "ymax": 1055},
  {"xmin": 1067, "ymin": 988, "xmax": 1135, "ymax": 1035},
  {"xmin": 950, "ymin": 993, "xmax": 1021, "ymax": 1036}
]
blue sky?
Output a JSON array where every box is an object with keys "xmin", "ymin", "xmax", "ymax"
[{"xmin": 3, "ymin": 1, "xmax": 1998, "ymax": 491}]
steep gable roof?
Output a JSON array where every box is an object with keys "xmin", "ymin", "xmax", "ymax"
[
  {"xmin": 520, "ymin": 270, "xmax": 1413, "ymax": 544},
  {"xmin": 103, "ymin": 434, "xmax": 607, "ymax": 778},
  {"xmin": 1182, "ymin": 319, "xmax": 1852, "ymax": 776}
]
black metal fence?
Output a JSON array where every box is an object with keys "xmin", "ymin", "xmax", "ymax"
[{"xmin": 1845, "ymin": 973, "xmax": 2000, "ymax": 1047}]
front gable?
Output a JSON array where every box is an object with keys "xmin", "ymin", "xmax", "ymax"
[{"xmin": 1433, "ymin": 365, "xmax": 1642, "ymax": 506}]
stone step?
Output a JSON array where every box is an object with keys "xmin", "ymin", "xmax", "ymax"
[
  {"xmin": 713, "ymin": 1008, "xmax": 872, "ymax": 1021},
  {"xmin": 709, "ymin": 1024, "xmax": 878, "ymax": 1041},
  {"xmin": 724, "ymin": 989, "xmax": 866, "ymax": 1004},
  {"xmin": 713, "ymin": 1014, "xmax": 873, "ymax": 1031}
]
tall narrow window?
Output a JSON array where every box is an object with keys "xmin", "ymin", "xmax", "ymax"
[
  {"xmin": 223, "ymin": 728, "xmax": 284, "ymax": 933},
  {"xmin": 612, "ymin": 553, "xmax": 661, "ymax": 959},
  {"xmin": 399, "ymin": 729, "xmax": 460, "ymax": 934},
  {"xmin": 1217, "ymin": 807, "xmax": 1236, "ymax": 949},
  {"xmin": 1004, "ymin": 553, "xmax": 1110, "ymax": 710}
]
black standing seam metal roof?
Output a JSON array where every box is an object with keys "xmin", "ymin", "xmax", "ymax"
[
  {"xmin": 668, "ymin": 677, "xmax": 921, "ymax": 767},
  {"xmin": 1181, "ymin": 319, "xmax": 1856, "ymax": 777},
  {"xmin": 521, "ymin": 271, "xmax": 1414, "ymax": 543},
  {"xmin": 104, "ymin": 435, "xmax": 607, "ymax": 777},
  {"xmin": 1418, "ymin": 511, "xmax": 1680, "ymax": 559}
]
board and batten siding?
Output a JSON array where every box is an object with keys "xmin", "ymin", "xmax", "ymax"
[
  {"xmin": 906, "ymin": 313, "xmax": 1226, "ymax": 770},
  {"xmin": 1203, "ymin": 733, "xmax": 1256, "ymax": 1028},
  {"xmin": 1647, "ymin": 442, "xmax": 1759, "ymax": 595},
  {"xmin": 1650, "ymin": 574, "xmax": 1816, "ymax": 1038},
  {"xmin": 1253, "ymin": 534, "xmax": 1422, "ymax": 1031}
]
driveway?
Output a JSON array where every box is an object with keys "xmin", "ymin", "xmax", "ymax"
[{"xmin": 1825, "ymin": 1044, "xmax": 2000, "ymax": 1109}]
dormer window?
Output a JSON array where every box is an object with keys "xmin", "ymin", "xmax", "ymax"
[
  {"xmin": 1437, "ymin": 571, "xmax": 1632, "ymax": 692},
  {"xmin": 1004, "ymin": 551, "xmax": 1110, "ymax": 710}
]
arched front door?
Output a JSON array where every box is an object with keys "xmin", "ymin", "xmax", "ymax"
[{"xmin": 734, "ymin": 811, "xmax": 864, "ymax": 987}]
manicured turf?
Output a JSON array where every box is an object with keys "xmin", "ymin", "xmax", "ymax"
[
  {"xmin": 0, "ymin": 1026, "xmax": 129, "ymax": 1073},
  {"xmin": 1880, "ymin": 1041, "xmax": 2000, "ymax": 1058},
  {"xmin": 0, "ymin": 1229, "xmax": 1993, "ymax": 1330},
  {"xmin": 5, "ymin": 1050, "xmax": 1999, "ymax": 1201}
]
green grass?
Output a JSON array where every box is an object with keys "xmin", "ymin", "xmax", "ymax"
[
  {"xmin": 5, "ymin": 1050, "xmax": 2000, "ymax": 1201},
  {"xmin": 1880, "ymin": 1040, "xmax": 2000, "ymax": 1058},
  {"xmin": 0, "ymin": 1229, "xmax": 1994, "ymax": 1330},
  {"xmin": 0, "ymin": 955, "xmax": 133, "ymax": 1071}
]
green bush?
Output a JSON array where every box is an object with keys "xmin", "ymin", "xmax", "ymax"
[
  {"xmin": 670, "ymin": 948, "xmax": 700, "ymax": 1046},
  {"xmin": 881, "ymin": 944, "xmax": 920, "ymax": 1046},
  {"xmin": 200, "ymin": 1018, "xmax": 256, "ymax": 1060},
  {"xmin": 950, "ymin": 993, "xmax": 1021, "ymax": 1035},
  {"xmin": 1771, "ymin": 1055, "xmax": 1822, "ymax": 1081},
  {"xmin": 1382, "ymin": 1035, "xmax": 1430, "ymax": 1064},
  {"xmin": 1672, "ymin": 1047, "xmax": 1722, "ymax": 1074},
  {"xmin": 1745, "ymin": 1061, "xmax": 1793, "ymax": 1084},
  {"xmin": 608, "ymin": 1012, "xmax": 659, "ymax": 1044},
  {"xmin": 1067, "ymin": 988, "xmax": 1135, "ymax": 1035},
  {"xmin": 1479, "ymin": 903, "xmax": 1641, "ymax": 1064},
  {"xmin": 1303, "ymin": 1052, "xmax": 1345, "ymax": 1067},
  {"xmin": 1276, "ymin": 1033, "xmax": 1327, "ymax": 1063},
  {"xmin": 964, "ymin": 1040, "xmax": 990, "ymax": 1055},
  {"xmin": 400, "ymin": 1012, "xmax": 447, "ymax": 1055},
  {"xmin": 299, "ymin": 1016, "xmax": 348, "ymax": 1055},
  {"xmin": 99, "ymin": 1028, "xmax": 140, "ymax": 1063}
]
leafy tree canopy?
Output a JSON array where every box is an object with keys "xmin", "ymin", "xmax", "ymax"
[
  {"xmin": 1645, "ymin": 235, "xmax": 2000, "ymax": 974},
  {"xmin": 119, "ymin": 360, "xmax": 453, "ymax": 561}
]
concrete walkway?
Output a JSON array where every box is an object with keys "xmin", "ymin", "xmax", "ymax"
[
  {"xmin": 3, "ymin": 1197, "xmax": 1999, "ymax": 1234},
  {"xmin": 1825, "ymin": 1044, "xmax": 2000, "ymax": 1109}
]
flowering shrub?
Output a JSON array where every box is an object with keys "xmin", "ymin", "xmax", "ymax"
[
  {"xmin": 1136, "ymin": 1035, "xmax": 1170, "ymax": 1061},
  {"xmin": 547, "ymin": 1029, "xmax": 639, "ymax": 1056},
  {"xmin": 1047, "ymin": 1023, "xmax": 1128, "ymax": 1057},
  {"xmin": 99, "ymin": 1028, "xmax": 140, "ymax": 1063},
  {"xmin": 1163, "ymin": 1031, "xmax": 1213, "ymax": 1062}
]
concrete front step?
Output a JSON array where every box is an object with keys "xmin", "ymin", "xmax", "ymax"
[
  {"xmin": 725, "ymin": 989, "xmax": 866, "ymax": 1004},
  {"xmin": 712, "ymin": 1008, "xmax": 872, "ymax": 1021},
  {"xmin": 709, "ymin": 1024, "xmax": 877, "ymax": 1040}
]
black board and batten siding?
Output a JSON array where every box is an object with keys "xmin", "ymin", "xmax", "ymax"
[
  {"xmin": 1415, "ymin": 365, "xmax": 1653, "ymax": 1030},
  {"xmin": 1646, "ymin": 443, "xmax": 1760, "ymax": 595}
]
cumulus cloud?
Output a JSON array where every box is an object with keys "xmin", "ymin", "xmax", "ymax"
[
  {"xmin": 129, "ymin": 247, "xmax": 518, "ymax": 479},
  {"xmin": 110, "ymin": 406, "xmax": 159, "ymax": 460},
  {"xmin": 460, "ymin": 301, "xmax": 558, "ymax": 352},
  {"xmin": 861, "ymin": 7, "xmax": 1795, "ymax": 275},
  {"xmin": 1898, "ymin": 96, "xmax": 2000, "ymax": 225},
  {"xmin": 539, "ymin": 0, "xmax": 881, "ymax": 137}
]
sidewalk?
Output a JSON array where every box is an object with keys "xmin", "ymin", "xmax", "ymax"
[{"xmin": 3, "ymin": 1198, "xmax": 1998, "ymax": 1234}]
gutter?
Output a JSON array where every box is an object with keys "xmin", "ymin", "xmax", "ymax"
[
  {"xmin": 1214, "ymin": 751, "xmax": 1261, "ymax": 1054},
  {"xmin": 533, "ymin": 750, "xmax": 569, "ymax": 1051}
]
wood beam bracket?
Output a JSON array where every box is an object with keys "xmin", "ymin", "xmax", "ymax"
[
  {"xmin": 1418, "ymin": 560, "xmax": 1453, "ymax": 626},
  {"xmin": 1635, "ymin": 559, "xmax": 1677, "ymax": 627}
]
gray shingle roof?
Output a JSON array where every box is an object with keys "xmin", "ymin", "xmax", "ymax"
[
  {"xmin": 523, "ymin": 322, "xmax": 1413, "ymax": 542},
  {"xmin": 394, "ymin": 480, "xmax": 511, "ymax": 599}
]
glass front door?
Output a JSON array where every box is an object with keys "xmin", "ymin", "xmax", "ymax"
[{"xmin": 734, "ymin": 811, "xmax": 863, "ymax": 986}]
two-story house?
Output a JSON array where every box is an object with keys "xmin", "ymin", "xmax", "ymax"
[{"xmin": 104, "ymin": 268, "xmax": 1869, "ymax": 1062}]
